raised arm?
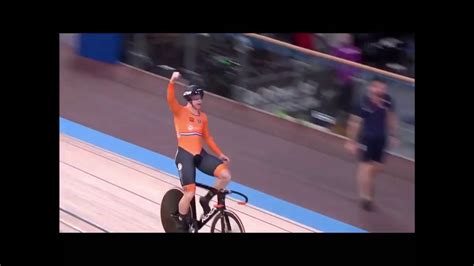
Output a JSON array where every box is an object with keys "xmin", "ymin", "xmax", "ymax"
[{"xmin": 167, "ymin": 72, "xmax": 182, "ymax": 114}]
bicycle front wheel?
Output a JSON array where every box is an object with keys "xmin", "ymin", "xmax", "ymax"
[{"xmin": 210, "ymin": 210, "xmax": 245, "ymax": 233}]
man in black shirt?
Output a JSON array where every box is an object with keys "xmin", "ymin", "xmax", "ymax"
[{"xmin": 345, "ymin": 78, "xmax": 400, "ymax": 211}]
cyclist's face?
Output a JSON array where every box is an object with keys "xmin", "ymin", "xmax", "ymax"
[{"xmin": 191, "ymin": 95, "xmax": 202, "ymax": 110}]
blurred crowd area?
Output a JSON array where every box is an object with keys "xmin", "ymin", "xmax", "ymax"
[
  {"xmin": 121, "ymin": 33, "xmax": 414, "ymax": 159},
  {"xmin": 260, "ymin": 33, "xmax": 414, "ymax": 78}
]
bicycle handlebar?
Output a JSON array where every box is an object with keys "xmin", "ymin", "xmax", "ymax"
[
  {"xmin": 228, "ymin": 190, "xmax": 248, "ymax": 205},
  {"xmin": 195, "ymin": 182, "xmax": 248, "ymax": 205}
]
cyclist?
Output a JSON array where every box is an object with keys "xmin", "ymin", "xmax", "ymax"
[{"xmin": 166, "ymin": 72, "xmax": 231, "ymax": 231}]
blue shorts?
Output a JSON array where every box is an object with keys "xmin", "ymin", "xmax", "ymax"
[{"xmin": 359, "ymin": 136, "xmax": 387, "ymax": 163}]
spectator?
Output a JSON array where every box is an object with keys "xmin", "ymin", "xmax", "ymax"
[
  {"xmin": 293, "ymin": 33, "xmax": 315, "ymax": 50},
  {"xmin": 345, "ymin": 78, "xmax": 400, "ymax": 211},
  {"xmin": 331, "ymin": 33, "xmax": 362, "ymax": 135}
]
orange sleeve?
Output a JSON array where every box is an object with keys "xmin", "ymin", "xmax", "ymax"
[
  {"xmin": 202, "ymin": 117, "xmax": 223, "ymax": 157},
  {"xmin": 167, "ymin": 81, "xmax": 182, "ymax": 114}
]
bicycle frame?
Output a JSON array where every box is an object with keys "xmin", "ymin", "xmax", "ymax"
[{"xmin": 188, "ymin": 182, "xmax": 248, "ymax": 232}]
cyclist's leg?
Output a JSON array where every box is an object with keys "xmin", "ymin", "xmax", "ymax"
[
  {"xmin": 175, "ymin": 147, "xmax": 196, "ymax": 228},
  {"xmin": 196, "ymin": 149, "xmax": 231, "ymax": 214},
  {"xmin": 198, "ymin": 149, "xmax": 231, "ymax": 188}
]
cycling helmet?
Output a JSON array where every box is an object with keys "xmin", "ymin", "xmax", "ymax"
[{"xmin": 183, "ymin": 85, "xmax": 204, "ymax": 101}]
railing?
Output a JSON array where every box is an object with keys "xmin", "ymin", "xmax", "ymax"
[{"xmin": 244, "ymin": 34, "xmax": 414, "ymax": 83}]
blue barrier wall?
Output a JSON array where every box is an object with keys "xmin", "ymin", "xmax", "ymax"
[{"xmin": 78, "ymin": 34, "xmax": 123, "ymax": 64}]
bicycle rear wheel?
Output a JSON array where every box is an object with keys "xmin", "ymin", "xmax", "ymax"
[
  {"xmin": 161, "ymin": 188, "xmax": 195, "ymax": 233},
  {"xmin": 210, "ymin": 210, "xmax": 245, "ymax": 233}
]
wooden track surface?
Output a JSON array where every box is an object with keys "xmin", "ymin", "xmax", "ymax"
[{"xmin": 60, "ymin": 134, "xmax": 318, "ymax": 233}]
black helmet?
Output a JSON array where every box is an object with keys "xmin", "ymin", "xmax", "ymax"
[{"xmin": 183, "ymin": 85, "xmax": 204, "ymax": 101}]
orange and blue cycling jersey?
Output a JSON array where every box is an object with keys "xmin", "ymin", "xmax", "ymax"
[{"xmin": 167, "ymin": 81, "xmax": 224, "ymax": 157}]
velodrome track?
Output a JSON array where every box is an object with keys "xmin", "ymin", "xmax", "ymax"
[{"xmin": 60, "ymin": 134, "xmax": 318, "ymax": 232}]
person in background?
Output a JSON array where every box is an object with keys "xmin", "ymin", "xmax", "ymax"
[
  {"xmin": 293, "ymin": 33, "xmax": 315, "ymax": 51},
  {"xmin": 345, "ymin": 78, "xmax": 399, "ymax": 211},
  {"xmin": 331, "ymin": 33, "xmax": 362, "ymax": 135}
]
